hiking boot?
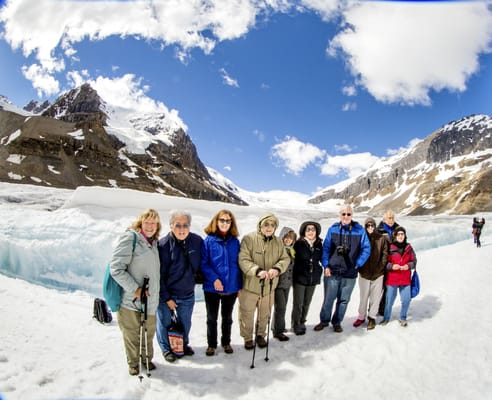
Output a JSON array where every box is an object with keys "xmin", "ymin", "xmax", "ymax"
[
  {"xmin": 314, "ymin": 322, "xmax": 326, "ymax": 331},
  {"xmin": 184, "ymin": 346, "xmax": 195, "ymax": 356},
  {"xmin": 353, "ymin": 318, "xmax": 365, "ymax": 328},
  {"xmin": 244, "ymin": 340, "xmax": 255, "ymax": 350},
  {"xmin": 399, "ymin": 320, "xmax": 408, "ymax": 327},
  {"xmin": 367, "ymin": 318, "xmax": 376, "ymax": 330},
  {"xmin": 274, "ymin": 333, "xmax": 290, "ymax": 341},
  {"xmin": 256, "ymin": 336, "xmax": 268, "ymax": 348},
  {"xmin": 380, "ymin": 320, "xmax": 389, "ymax": 326},
  {"xmin": 148, "ymin": 361, "xmax": 156, "ymax": 370},
  {"xmin": 163, "ymin": 351, "xmax": 177, "ymax": 363},
  {"xmin": 333, "ymin": 325, "xmax": 343, "ymax": 333},
  {"xmin": 294, "ymin": 329, "xmax": 306, "ymax": 336},
  {"xmin": 129, "ymin": 366, "xmax": 139, "ymax": 376},
  {"xmin": 222, "ymin": 344, "xmax": 234, "ymax": 354},
  {"xmin": 205, "ymin": 347, "xmax": 216, "ymax": 356}
]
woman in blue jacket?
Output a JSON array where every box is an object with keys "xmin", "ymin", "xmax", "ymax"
[{"xmin": 201, "ymin": 210, "xmax": 242, "ymax": 356}]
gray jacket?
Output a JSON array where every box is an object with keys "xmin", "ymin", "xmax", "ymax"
[{"xmin": 110, "ymin": 229, "xmax": 160, "ymax": 315}]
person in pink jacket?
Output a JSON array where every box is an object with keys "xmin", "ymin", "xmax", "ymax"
[{"xmin": 380, "ymin": 226, "xmax": 417, "ymax": 327}]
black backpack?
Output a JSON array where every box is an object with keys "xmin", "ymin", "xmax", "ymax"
[{"xmin": 93, "ymin": 297, "xmax": 113, "ymax": 324}]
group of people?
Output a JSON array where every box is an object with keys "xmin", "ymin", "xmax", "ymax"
[{"xmin": 108, "ymin": 206, "xmax": 418, "ymax": 375}]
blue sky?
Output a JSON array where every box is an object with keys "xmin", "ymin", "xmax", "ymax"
[{"xmin": 1, "ymin": 0, "xmax": 491, "ymax": 195}]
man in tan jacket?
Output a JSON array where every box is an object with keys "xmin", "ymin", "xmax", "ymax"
[{"xmin": 238, "ymin": 213, "xmax": 290, "ymax": 349}]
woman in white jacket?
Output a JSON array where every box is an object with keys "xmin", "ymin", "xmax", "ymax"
[{"xmin": 110, "ymin": 209, "xmax": 161, "ymax": 376}]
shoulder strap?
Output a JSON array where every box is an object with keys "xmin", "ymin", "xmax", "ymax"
[{"xmin": 132, "ymin": 231, "xmax": 137, "ymax": 252}]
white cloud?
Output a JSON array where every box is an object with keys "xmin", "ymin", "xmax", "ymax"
[
  {"xmin": 219, "ymin": 68, "xmax": 239, "ymax": 88},
  {"xmin": 299, "ymin": 0, "xmax": 340, "ymax": 22},
  {"xmin": 253, "ymin": 129, "xmax": 265, "ymax": 143},
  {"xmin": 334, "ymin": 144, "xmax": 353, "ymax": 153},
  {"xmin": 0, "ymin": 0, "xmax": 278, "ymax": 85},
  {"xmin": 271, "ymin": 136, "xmax": 326, "ymax": 175},
  {"xmin": 320, "ymin": 152, "xmax": 379, "ymax": 178},
  {"xmin": 342, "ymin": 102, "xmax": 357, "ymax": 111},
  {"xmin": 223, "ymin": 165, "xmax": 232, "ymax": 171},
  {"xmin": 328, "ymin": 1, "xmax": 492, "ymax": 105},
  {"xmin": 21, "ymin": 64, "xmax": 60, "ymax": 97},
  {"xmin": 387, "ymin": 138, "xmax": 422, "ymax": 156},
  {"xmin": 90, "ymin": 74, "xmax": 181, "ymax": 116},
  {"xmin": 66, "ymin": 70, "xmax": 90, "ymax": 89},
  {"xmin": 342, "ymin": 85, "xmax": 356, "ymax": 96}
]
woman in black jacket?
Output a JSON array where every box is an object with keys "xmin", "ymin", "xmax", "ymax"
[{"xmin": 291, "ymin": 221, "xmax": 323, "ymax": 335}]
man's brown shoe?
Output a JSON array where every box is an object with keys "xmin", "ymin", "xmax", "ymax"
[
  {"xmin": 367, "ymin": 318, "xmax": 376, "ymax": 330},
  {"xmin": 314, "ymin": 322, "xmax": 326, "ymax": 331}
]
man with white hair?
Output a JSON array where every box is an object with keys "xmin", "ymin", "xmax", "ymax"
[{"xmin": 314, "ymin": 205, "xmax": 371, "ymax": 333}]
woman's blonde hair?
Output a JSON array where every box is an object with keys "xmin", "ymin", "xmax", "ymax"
[
  {"xmin": 204, "ymin": 209, "xmax": 239, "ymax": 237},
  {"xmin": 131, "ymin": 208, "xmax": 162, "ymax": 240}
]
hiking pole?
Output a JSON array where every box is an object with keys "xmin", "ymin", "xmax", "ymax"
[
  {"xmin": 264, "ymin": 279, "xmax": 273, "ymax": 362},
  {"xmin": 250, "ymin": 278, "xmax": 265, "ymax": 369},
  {"xmin": 138, "ymin": 276, "xmax": 150, "ymax": 381}
]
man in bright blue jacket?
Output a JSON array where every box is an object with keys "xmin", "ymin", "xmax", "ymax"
[{"xmin": 314, "ymin": 205, "xmax": 371, "ymax": 333}]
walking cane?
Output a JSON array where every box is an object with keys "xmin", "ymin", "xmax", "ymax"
[
  {"xmin": 137, "ymin": 276, "xmax": 150, "ymax": 381},
  {"xmin": 250, "ymin": 278, "xmax": 265, "ymax": 369},
  {"xmin": 264, "ymin": 279, "xmax": 273, "ymax": 362}
]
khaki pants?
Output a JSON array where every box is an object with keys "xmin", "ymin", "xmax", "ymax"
[
  {"xmin": 238, "ymin": 288, "xmax": 273, "ymax": 341},
  {"xmin": 117, "ymin": 307, "xmax": 156, "ymax": 367}
]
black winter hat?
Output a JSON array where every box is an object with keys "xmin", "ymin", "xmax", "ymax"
[
  {"xmin": 392, "ymin": 226, "xmax": 407, "ymax": 239},
  {"xmin": 299, "ymin": 221, "xmax": 321, "ymax": 237}
]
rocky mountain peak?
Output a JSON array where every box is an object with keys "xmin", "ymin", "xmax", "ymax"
[
  {"xmin": 42, "ymin": 83, "xmax": 107, "ymax": 125},
  {"xmin": 309, "ymin": 114, "xmax": 492, "ymax": 215},
  {"xmin": 23, "ymin": 100, "xmax": 51, "ymax": 114},
  {"xmin": 0, "ymin": 84, "xmax": 247, "ymax": 206}
]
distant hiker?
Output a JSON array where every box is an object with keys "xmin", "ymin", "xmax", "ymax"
[
  {"xmin": 314, "ymin": 205, "xmax": 371, "ymax": 333},
  {"xmin": 353, "ymin": 217, "xmax": 388, "ymax": 330},
  {"xmin": 272, "ymin": 226, "xmax": 296, "ymax": 341},
  {"xmin": 156, "ymin": 210, "xmax": 203, "ymax": 363},
  {"xmin": 472, "ymin": 217, "xmax": 485, "ymax": 248},
  {"xmin": 380, "ymin": 226, "xmax": 417, "ymax": 327},
  {"xmin": 376, "ymin": 210, "xmax": 400, "ymax": 316},
  {"xmin": 110, "ymin": 209, "xmax": 161, "ymax": 376},
  {"xmin": 201, "ymin": 210, "xmax": 242, "ymax": 356},
  {"xmin": 238, "ymin": 213, "xmax": 290, "ymax": 350},
  {"xmin": 291, "ymin": 221, "xmax": 323, "ymax": 336}
]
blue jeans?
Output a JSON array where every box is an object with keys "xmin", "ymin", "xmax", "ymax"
[
  {"xmin": 384, "ymin": 285, "xmax": 411, "ymax": 321},
  {"xmin": 319, "ymin": 276, "xmax": 356, "ymax": 326},
  {"xmin": 156, "ymin": 294, "xmax": 195, "ymax": 353}
]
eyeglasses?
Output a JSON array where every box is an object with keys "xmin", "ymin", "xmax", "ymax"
[
  {"xmin": 365, "ymin": 224, "xmax": 375, "ymax": 228},
  {"xmin": 341, "ymin": 213, "xmax": 352, "ymax": 216},
  {"xmin": 218, "ymin": 218, "xmax": 232, "ymax": 224},
  {"xmin": 174, "ymin": 223, "xmax": 190, "ymax": 229},
  {"xmin": 305, "ymin": 227, "xmax": 316, "ymax": 232},
  {"xmin": 261, "ymin": 222, "xmax": 276, "ymax": 228},
  {"xmin": 396, "ymin": 232, "xmax": 405, "ymax": 236}
]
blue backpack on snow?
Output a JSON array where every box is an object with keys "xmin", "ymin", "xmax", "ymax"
[{"xmin": 103, "ymin": 231, "xmax": 137, "ymax": 312}]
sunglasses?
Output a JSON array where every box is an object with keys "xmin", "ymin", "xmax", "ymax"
[
  {"xmin": 341, "ymin": 213, "xmax": 352, "ymax": 216},
  {"xmin": 365, "ymin": 224, "xmax": 375, "ymax": 228},
  {"xmin": 174, "ymin": 223, "xmax": 190, "ymax": 229},
  {"xmin": 218, "ymin": 218, "xmax": 232, "ymax": 224},
  {"xmin": 261, "ymin": 222, "xmax": 276, "ymax": 228},
  {"xmin": 305, "ymin": 227, "xmax": 317, "ymax": 232}
]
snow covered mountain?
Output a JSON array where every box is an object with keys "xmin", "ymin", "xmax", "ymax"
[
  {"xmin": 309, "ymin": 114, "xmax": 492, "ymax": 215},
  {"xmin": 0, "ymin": 85, "xmax": 246, "ymax": 205}
]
